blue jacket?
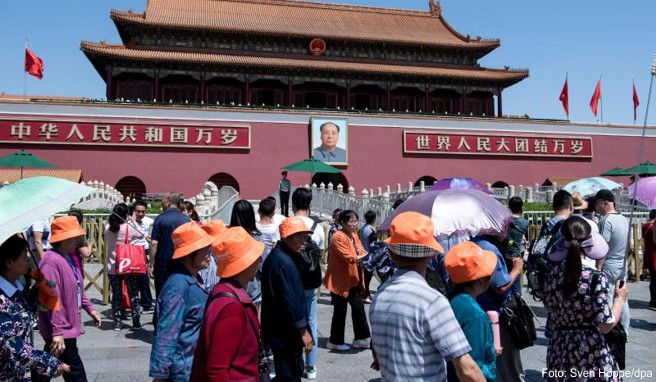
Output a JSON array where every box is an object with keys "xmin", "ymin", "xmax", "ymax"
[{"xmin": 150, "ymin": 267, "xmax": 208, "ymax": 382}]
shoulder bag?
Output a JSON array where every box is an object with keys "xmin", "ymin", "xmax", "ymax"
[{"xmin": 115, "ymin": 225, "xmax": 147, "ymax": 276}]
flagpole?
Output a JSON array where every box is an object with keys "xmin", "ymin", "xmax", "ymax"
[
  {"xmin": 633, "ymin": 77, "xmax": 636, "ymax": 126},
  {"xmin": 23, "ymin": 38, "xmax": 28, "ymax": 101},
  {"xmin": 566, "ymin": 72, "xmax": 570, "ymax": 122},
  {"xmin": 624, "ymin": 53, "xmax": 656, "ymax": 283},
  {"xmin": 599, "ymin": 75, "xmax": 603, "ymax": 124}
]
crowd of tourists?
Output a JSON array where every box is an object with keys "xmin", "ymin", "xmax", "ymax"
[{"xmin": 0, "ymin": 181, "xmax": 654, "ymax": 382}]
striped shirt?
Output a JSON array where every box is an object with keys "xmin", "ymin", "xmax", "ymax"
[
  {"xmin": 199, "ymin": 254, "xmax": 220, "ymax": 293},
  {"xmin": 370, "ymin": 269, "xmax": 471, "ymax": 381}
]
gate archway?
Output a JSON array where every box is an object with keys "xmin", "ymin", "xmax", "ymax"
[
  {"xmin": 115, "ymin": 176, "xmax": 146, "ymax": 199},
  {"xmin": 208, "ymin": 172, "xmax": 240, "ymax": 192}
]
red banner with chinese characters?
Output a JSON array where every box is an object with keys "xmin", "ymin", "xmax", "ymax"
[
  {"xmin": 0, "ymin": 118, "xmax": 251, "ymax": 149},
  {"xmin": 404, "ymin": 131, "xmax": 593, "ymax": 158}
]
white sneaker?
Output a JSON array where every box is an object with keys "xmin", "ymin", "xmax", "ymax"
[
  {"xmin": 305, "ymin": 366, "xmax": 317, "ymax": 380},
  {"xmin": 326, "ymin": 342, "xmax": 350, "ymax": 351},
  {"xmin": 351, "ymin": 339, "xmax": 370, "ymax": 349}
]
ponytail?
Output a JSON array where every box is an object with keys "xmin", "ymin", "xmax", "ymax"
[{"xmin": 563, "ymin": 237, "xmax": 583, "ymax": 296}]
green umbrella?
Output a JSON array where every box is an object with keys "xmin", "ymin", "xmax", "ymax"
[
  {"xmin": 622, "ymin": 161, "xmax": 656, "ymax": 176},
  {"xmin": 282, "ymin": 158, "xmax": 341, "ymax": 174},
  {"xmin": 600, "ymin": 167, "xmax": 630, "ymax": 176},
  {"xmin": 282, "ymin": 158, "xmax": 341, "ymax": 185},
  {"xmin": 0, "ymin": 149, "xmax": 57, "ymax": 179},
  {"xmin": 0, "ymin": 176, "xmax": 91, "ymax": 244}
]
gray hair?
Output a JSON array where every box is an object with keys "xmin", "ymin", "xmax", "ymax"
[{"xmin": 164, "ymin": 192, "xmax": 183, "ymax": 207}]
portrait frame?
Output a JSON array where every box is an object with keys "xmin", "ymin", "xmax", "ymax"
[{"xmin": 310, "ymin": 116, "xmax": 349, "ymax": 166}]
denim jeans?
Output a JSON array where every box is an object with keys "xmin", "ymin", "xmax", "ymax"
[{"xmin": 303, "ymin": 288, "xmax": 318, "ymax": 368}]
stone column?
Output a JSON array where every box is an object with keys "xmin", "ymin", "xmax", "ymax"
[{"xmin": 526, "ymin": 187, "xmax": 534, "ymax": 203}]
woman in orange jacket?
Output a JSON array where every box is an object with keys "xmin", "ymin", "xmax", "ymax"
[{"xmin": 323, "ymin": 210, "xmax": 371, "ymax": 351}]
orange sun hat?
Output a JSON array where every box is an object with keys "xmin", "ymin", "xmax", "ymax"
[
  {"xmin": 49, "ymin": 216, "xmax": 85, "ymax": 243},
  {"xmin": 172, "ymin": 222, "xmax": 214, "ymax": 260},
  {"xmin": 212, "ymin": 226, "xmax": 264, "ymax": 278},
  {"xmin": 201, "ymin": 220, "xmax": 228, "ymax": 240},
  {"xmin": 444, "ymin": 241, "xmax": 497, "ymax": 284},
  {"xmin": 279, "ymin": 216, "xmax": 314, "ymax": 239},
  {"xmin": 384, "ymin": 212, "xmax": 443, "ymax": 257}
]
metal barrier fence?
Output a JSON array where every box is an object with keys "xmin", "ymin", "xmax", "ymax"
[
  {"xmin": 77, "ymin": 201, "xmax": 649, "ymax": 304},
  {"xmin": 305, "ymin": 186, "xmax": 394, "ymax": 225}
]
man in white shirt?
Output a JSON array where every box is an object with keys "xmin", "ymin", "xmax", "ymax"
[
  {"xmin": 133, "ymin": 200, "xmax": 154, "ymax": 312},
  {"xmin": 256, "ymin": 197, "xmax": 282, "ymax": 263},
  {"xmin": 27, "ymin": 220, "xmax": 52, "ymax": 264}
]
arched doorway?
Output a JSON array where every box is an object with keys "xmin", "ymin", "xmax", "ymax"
[
  {"xmin": 491, "ymin": 181, "xmax": 509, "ymax": 188},
  {"xmin": 208, "ymin": 172, "xmax": 240, "ymax": 192},
  {"xmin": 311, "ymin": 173, "xmax": 349, "ymax": 192},
  {"xmin": 414, "ymin": 176, "xmax": 438, "ymax": 188},
  {"xmin": 115, "ymin": 176, "xmax": 146, "ymax": 199}
]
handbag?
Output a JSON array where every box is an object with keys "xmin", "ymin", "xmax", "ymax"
[
  {"xmin": 120, "ymin": 280, "xmax": 131, "ymax": 309},
  {"xmin": 501, "ymin": 293, "xmax": 537, "ymax": 350},
  {"xmin": 115, "ymin": 225, "xmax": 147, "ymax": 276},
  {"xmin": 591, "ymin": 272, "xmax": 627, "ymax": 370}
]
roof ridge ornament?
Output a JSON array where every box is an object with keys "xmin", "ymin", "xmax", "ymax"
[{"xmin": 429, "ymin": 0, "xmax": 442, "ymax": 16}]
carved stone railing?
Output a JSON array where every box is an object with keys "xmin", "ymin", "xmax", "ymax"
[
  {"xmin": 187, "ymin": 182, "xmax": 240, "ymax": 223},
  {"xmin": 72, "ymin": 180, "xmax": 125, "ymax": 210}
]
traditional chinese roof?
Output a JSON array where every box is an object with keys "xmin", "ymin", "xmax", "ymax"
[
  {"xmin": 0, "ymin": 94, "xmax": 90, "ymax": 103},
  {"xmin": 81, "ymin": 42, "xmax": 528, "ymax": 86},
  {"xmin": 0, "ymin": 169, "xmax": 83, "ymax": 184},
  {"xmin": 110, "ymin": 0, "xmax": 499, "ymax": 51},
  {"xmin": 542, "ymin": 177, "xmax": 580, "ymax": 187}
]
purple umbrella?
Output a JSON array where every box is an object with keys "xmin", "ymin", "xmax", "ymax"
[
  {"xmin": 628, "ymin": 176, "xmax": 656, "ymax": 209},
  {"xmin": 380, "ymin": 189, "xmax": 513, "ymax": 240},
  {"xmin": 429, "ymin": 177, "xmax": 492, "ymax": 194}
]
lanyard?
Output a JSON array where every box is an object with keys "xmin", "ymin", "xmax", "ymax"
[{"xmin": 54, "ymin": 248, "xmax": 82, "ymax": 309}]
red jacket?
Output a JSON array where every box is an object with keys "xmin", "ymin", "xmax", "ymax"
[{"xmin": 190, "ymin": 281, "xmax": 259, "ymax": 382}]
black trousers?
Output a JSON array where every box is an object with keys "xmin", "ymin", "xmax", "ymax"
[
  {"xmin": 650, "ymin": 269, "xmax": 656, "ymax": 303},
  {"xmin": 153, "ymin": 269, "xmax": 170, "ymax": 329},
  {"xmin": 138, "ymin": 274, "xmax": 153, "ymax": 308},
  {"xmin": 154, "ymin": 269, "xmax": 169, "ymax": 299},
  {"xmin": 329, "ymin": 287, "xmax": 371, "ymax": 345},
  {"xmin": 32, "ymin": 338, "xmax": 87, "ymax": 382},
  {"xmin": 279, "ymin": 191, "xmax": 290, "ymax": 217},
  {"xmin": 271, "ymin": 346, "xmax": 304, "ymax": 382},
  {"xmin": 363, "ymin": 269, "xmax": 374, "ymax": 298}
]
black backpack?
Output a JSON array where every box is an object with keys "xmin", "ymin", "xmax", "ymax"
[
  {"xmin": 525, "ymin": 220, "xmax": 564, "ymax": 301},
  {"xmin": 501, "ymin": 293, "xmax": 537, "ymax": 349},
  {"xmin": 297, "ymin": 221, "xmax": 323, "ymax": 289}
]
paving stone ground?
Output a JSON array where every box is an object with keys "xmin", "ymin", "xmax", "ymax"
[{"xmin": 36, "ymin": 265, "xmax": 656, "ymax": 382}]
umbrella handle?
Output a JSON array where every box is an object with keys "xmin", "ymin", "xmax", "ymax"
[{"xmin": 19, "ymin": 232, "xmax": 41, "ymax": 272}]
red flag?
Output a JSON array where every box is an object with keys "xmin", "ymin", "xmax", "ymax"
[
  {"xmin": 633, "ymin": 82, "xmax": 640, "ymax": 122},
  {"xmin": 25, "ymin": 48, "xmax": 44, "ymax": 79},
  {"xmin": 590, "ymin": 79, "xmax": 602, "ymax": 117},
  {"xmin": 559, "ymin": 78, "xmax": 569, "ymax": 116}
]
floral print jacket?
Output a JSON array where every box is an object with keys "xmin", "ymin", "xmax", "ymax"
[{"xmin": 0, "ymin": 278, "xmax": 61, "ymax": 382}]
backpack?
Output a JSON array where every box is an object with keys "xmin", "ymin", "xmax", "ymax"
[
  {"xmin": 501, "ymin": 293, "xmax": 537, "ymax": 349},
  {"xmin": 525, "ymin": 219, "xmax": 564, "ymax": 301},
  {"xmin": 297, "ymin": 221, "xmax": 323, "ymax": 289}
]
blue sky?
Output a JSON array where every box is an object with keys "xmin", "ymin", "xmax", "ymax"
[{"xmin": 1, "ymin": 0, "xmax": 654, "ymax": 126}]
